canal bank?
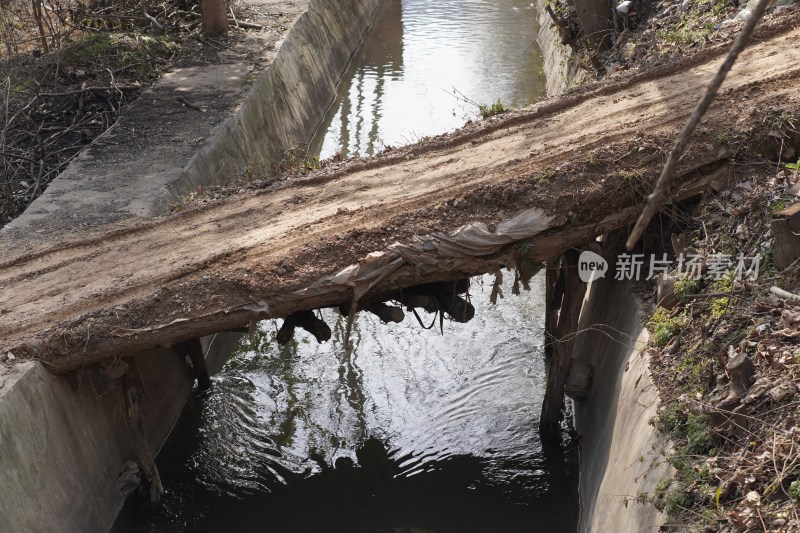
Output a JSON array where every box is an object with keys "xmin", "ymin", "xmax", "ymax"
[
  {"xmin": 1, "ymin": 0, "xmax": 383, "ymax": 243},
  {"xmin": 532, "ymin": 3, "xmax": 672, "ymax": 531},
  {"xmin": 3, "ymin": 0, "xmax": 788, "ymax": 524},
  {"xmin": 570, "ymin": 275, "xmax": 673, "ymax": 532},
  {"xmin": 533, "ymin": 2, "xmax": 797, "ymax": 531},
  {"xmin": 0, "ymin": 1, "xmax": 383, "ymax": 530},
  {"xmin": 113, "ymin": 1, "xmax": 580, "ymax": 530},
  {"xmin": 109, "ymin": 0, "xmax": 678, "ymax": 530}
]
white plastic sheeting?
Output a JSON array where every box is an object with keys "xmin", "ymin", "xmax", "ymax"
[{"xmin": 290, "ymin": 206, "xmax": 559, "ymax": 304}]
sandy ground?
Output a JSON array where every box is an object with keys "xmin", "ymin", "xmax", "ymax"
[{"xmin": 1, "ymin": 16, "xmax": 799, "ymax": 370}]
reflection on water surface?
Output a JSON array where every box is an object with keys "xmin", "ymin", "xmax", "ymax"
[
  {"xmin": 113, "ymin": 275, "xmax": 578, "ymax": 532},
  {"xmin": 114, "ymin": 0, "xmax": 577, "ymax": 529},
  {"xmin": 310, "ymin": 0, "xmax": 547, "ymax": 159}
]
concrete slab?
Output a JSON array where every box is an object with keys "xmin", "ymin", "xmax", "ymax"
[
  {"xmin": 0, "ymin": 351, "xmax": 192, "ymax": 533},
  {"xmin": 3, "ymin": 0, "xmax": 384, "ymax": 248}
]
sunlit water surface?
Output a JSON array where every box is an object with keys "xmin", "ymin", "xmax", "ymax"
[
  {"xmin": 113, "ymin": 275, "xmax": 578, "ymax": 532},
  {"xmin": 310, "ymin": 0, "xmax": 547, "ymax": 159}
]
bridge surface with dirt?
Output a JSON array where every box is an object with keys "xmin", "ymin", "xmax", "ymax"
[{"xmin": 2, "ymin": 20, "xmax": 799, "ymax": 373}]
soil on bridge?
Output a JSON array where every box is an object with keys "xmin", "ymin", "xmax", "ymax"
[{"xmin": 1, "ymin": 15, "xmax": 799, "ymax": 371}]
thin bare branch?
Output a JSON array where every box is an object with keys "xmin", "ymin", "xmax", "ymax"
[{"xmin": 626, "ymin": 0, "xmax": 773, "ymax": 250}]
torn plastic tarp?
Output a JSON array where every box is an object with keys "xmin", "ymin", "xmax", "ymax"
[{"xmin": 289, "ymin": 206, "xmax": 560, "ymax": 304}]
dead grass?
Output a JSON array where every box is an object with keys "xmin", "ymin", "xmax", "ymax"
[
  {"xmin": 0, "ymin": 0, "xmax": 258, "ymax": 226},
  {"xmin": 644, "ymin": 114, "xmax": 800, "ymax": 530}
]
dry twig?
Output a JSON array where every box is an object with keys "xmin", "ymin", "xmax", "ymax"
[{"xmin": 626, "ymin": 0, "xmax": 773, "ymax": 250}]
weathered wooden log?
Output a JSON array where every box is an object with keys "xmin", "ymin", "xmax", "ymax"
[
  {"xmin": 393, "ymin": 280, "xmax": 474, "ymax": 322},
  {"xmin": 452, "ymin": 279, "xmax": 470, "ymax": 294},
  {"xmin": 35, "ymin": 161, "xmax": 725, "ymax": 374},
  {"xmin": 437, "ymin": 280, "xmax": 475, "ymax": 323},
  {"xmin": 276, "ymin": 321, "xmax": 296, "ymax": 345},
  {"xmin": 440, "ymin": 295, "xmax": 475, "ymax": 323},
  {"xmin": 544, "ymin": 259, "xmax": 564, "ymax": 359},
  {"xmin": 399, "ymin": 293, "xmax": 440, "ymax": 314},
  {"xmin": 277, "ymin": 310, "xmax": 332, "ymax": 345},
  {"xmin": 339, "ymin": 300, "xmax": 406, "ymax": 323},
  {"xmin": 540, "ymin": 249, "xmax": 587, "ymax": 436}
]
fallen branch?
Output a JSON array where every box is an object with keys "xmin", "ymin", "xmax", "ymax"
[
  {"xmin": 545, "ymin": 4, "xmax": 569, "ymax": 29},
  {"xmin": 141, "ymin": 5, "xmax": 164, "ymax": 31},
  {"xmin": 625, "ymin": 0, "xmax": 773, "ymax": 250},
  {"xmin": 33, "ymin": 85, "xmax": 140, "ymax": 98},
  {"xmin": 770, "ymin": 286, "xmax": 800, "ymax": 301},
  {"xmin": 0, "ymin": 150, "xmax": 40, "ymax": 164},
  {"xmin": 227, "ymin": 18, "xmax": 263, "ymax": 30}
]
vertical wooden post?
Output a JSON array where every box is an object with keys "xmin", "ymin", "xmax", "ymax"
[
  {"xmin": 185, "ymin": 338, "xmax": 212, "ymax": 391},
  {"xmin": 201, "ymin": 0, "xmax": 229, "ymax": 35},
  {"xmin": 540, "ymin": 249, "xmax": 587, "ymax": 436},
  {"xmin": 122, "ymin": 358, "xmax": 164, "ymax": 502},
  {"xmin": 544, "ymin": 258, "xmax": 564, "ymax": 360}
]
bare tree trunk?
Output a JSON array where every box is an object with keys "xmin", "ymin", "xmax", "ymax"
[
  {"xmin": 544, "ymin": 258, "xmax": 564, "ymax": 359},
  {"xmin": 574, "ymin": 0, "xmax": 613, "ymax": 50},
  {"xmin": 31, "ymin": 0, "xmax": 49, "ymax": 54},
  {"xmin": 201, "ymin": 0, "xmax": 229, "ymax": 35},
  {"xmin": 540, "ymin": 249, "xmax": 587, "ymax": 436}
]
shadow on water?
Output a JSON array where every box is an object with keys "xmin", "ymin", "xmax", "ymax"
[
  {"xmin": 112, "ymin": 274, "xmax": 579, "ymax": 532},
  {"xmin": 117, "ymin": 439, "xmax": 576, "ymax": 533}
]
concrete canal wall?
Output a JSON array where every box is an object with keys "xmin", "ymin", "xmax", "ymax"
[
  {"xmin": 533, "ymin": 5, "xmax": 672, "ymax": 529},
  {"xmin": 572, "ymin": 277, "xmax": 672, "ymax": 532},
  {"xmin": 0, "ymin": 1, "xmax": 382, "ymax": 530}
]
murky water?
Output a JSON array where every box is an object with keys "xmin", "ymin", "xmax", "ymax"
[
  {"xmin": 114, "ymin": 2, "xmax": 577, "ymax": 531},
  {"xmin": 114, "ymin": 275, "xmax": 578, "ymax": 532},
  {"xmin": 310, "ymin": 0, "xmax": 547, "ymax": 160}
]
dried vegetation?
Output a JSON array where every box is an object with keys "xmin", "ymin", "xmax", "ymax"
[
  {"xmin": 642, "ymin": 110, "xmax": 800, "ymax": 530},
  {"xmin": 0, "ymin": 0, "xmax": 255, "ymax": 226}
]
